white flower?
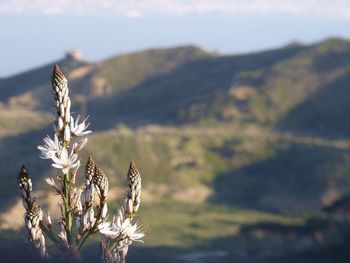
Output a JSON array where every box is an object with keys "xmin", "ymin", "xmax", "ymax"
[
  {"xmin": 122, "ymin": 221, "xmax": 144, "ymax": 242},
  {"xmin": 70, "ymin": 115, "xmax": 92, "ymax": 137},
  {"xmin": 51, "ymin": 148, "xmax": 79, "ymax": 174},
  {"xmin": 37, "ymin": 134, "xmax": 61, "ymax": 159},
  {"xmin": 99, "ymin": 217, "xmax": 144, "ymax": 242},
  {"xmin": 98, "ymin": 221, "xmax": 116, "ymax": 237}
]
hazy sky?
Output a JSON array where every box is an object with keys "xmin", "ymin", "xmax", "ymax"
[{"xmin": 1, "ymin": 0, "xmax": 350, "ymax": 77}]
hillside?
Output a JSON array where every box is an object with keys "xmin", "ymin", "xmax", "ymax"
[
  {"xmin": 1, "ymin": 38, "xmax": 350, "ymax": 262},
  {"xmin": 1, "ymin": 38, "xmax": 350, "ymax": 208},
  {"xmin": 2, "ymin": 39, "xmax": 350, "ymax": 135}
]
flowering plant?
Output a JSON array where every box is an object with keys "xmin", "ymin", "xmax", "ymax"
[{"xmin": 17, "ymin": 65, "xmax": 143, "ymax": 263}]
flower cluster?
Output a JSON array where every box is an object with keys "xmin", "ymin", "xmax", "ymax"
[
  {"xmin": 18, "ymin": 166, "xmax": 47, "ymax": 258},
  {"xmin": 37, "ymin": 120, "xmax": 89, "ymax": 175},
  {"xmin": 98, "ymin": 161, "xmax": 143, "ymax": 263},
  {"xmin": 38, "ymin": 65, "xmax": 91, "ymax": 177},
  {"xmin": 17, "ymin": 65, "xmax": 143, "ymax": 262}
]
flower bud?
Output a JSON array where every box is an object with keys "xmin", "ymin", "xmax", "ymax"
[
  {"xmin": 58, "ymin": 117, "xmax": 64, "ymax": 131},
  {"xmin": 58, "ymin": 91, "xmax": 63, "ymax": 100},
  {"xmin": 101, "ymin": 203, "xmax": 108, "ymax": 219},
  {"xmin": 43, "ymin": 210, "xmax": 52, "ymax": 227},
  {"xmin": 64, "ymin": 125, "xmax": 71, "ymax": 142},
  {"xmin": 65, "ymin": 108, "xmax": 70, "ymax": 123},
  {"xmin": 59, "ymin": 104, "xmax": 65, "ymax": 118},
  {"xmin": 80, "ymin": 190, "xmax": 86, "ymax": 206},
  {"xmin": 128, "ymin": 199, "xmax": 133, "ymax": 214},
  {"xmin": 88, "ymin": 207, "xmax": 95, "ymax": 225},
  {"xmin": 63, "ymin": 92, "xmax": 69, "ymax": 106},
  {"xmin": 82, "ymin": 213, "xmax": 88, "ymax": 230},
  {"xmin": 66, "ymin": 98, "xmax": 71, "ymax": 114}
]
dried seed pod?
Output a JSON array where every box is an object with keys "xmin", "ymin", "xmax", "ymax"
[
  {"xmin": 85, "ymin": 156, "xmax": 95, "ymax": 183},
  {"xmin": 51, "ymin": 64, "xmax": 68, "ymax": 94},
  {"xmin": 25, "ymin": 198, "xmax": 47, "ymax": 257},
  {"xmin": 125, "ymin": 161, "xmax": 141, "ymax": 217},
  {"xmin": 18, "ymin": 165, "xmax": 32, "ymax": 194},
  {"xmin": 128, "ymin": 161, "xmax": 139, "ymax": 183},
  {"xmin": 93, "ymin": 165, "xmax": 108, "ymax": 198}
]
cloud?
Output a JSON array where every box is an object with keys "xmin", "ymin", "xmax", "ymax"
[{"xmin": 0, "ymin": 0, "xmax": 350, "ymax": 19}]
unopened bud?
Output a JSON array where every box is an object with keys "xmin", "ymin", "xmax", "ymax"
[
  {"xmin": 57, "ymin": 117, "xmax": 64, "ymax": 131},
  {"xmin": 63, "ymin": 92, "xmax": 69, "ymax": 106},
  {"xmin": 101, "ymin": 203, "xmax": 108, "ymax": 219},
  {"xmin": 128, "ymin": 199, "xmax": 133, "ymax": 214},
  {"xmin": 65, "ymin": 108, "xmax": 70, "ymax": 123},
  {"xmin": 66, "ymin": 98, "xmax": 71, "ymax": 114},
  {"xmin": 43, "ymin": 210, "xmax": 52, "ymax": 227},
  {"xmin": 59, "ymin": 104, "xmax": 65, "ymax": 118},
  {"xmin": 88, "ymin": 207, "xmax": 95, "ymax": 224},
  {"xmin": 58, "ymin": 91, "xmax": 63, "ymax": 100},
  {"xmin": 76, "ymin": 197, "xmax": 83, "ymax": 213},
  {"xmin": 80, "ymin": 190, "xmax": 86, "ymax": 206},
  {"xmin": 64, "ymin": 125, "xmax": 71, "ymax": 142}
]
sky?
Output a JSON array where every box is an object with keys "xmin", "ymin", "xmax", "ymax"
[{"xmin": 1, "ymin": 0, "xmax": 350, "ymax": 77}]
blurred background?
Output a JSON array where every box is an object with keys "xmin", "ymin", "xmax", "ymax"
[{"xmin": 1, "ymin": 0, "xmax": 350, "ymax": 262}]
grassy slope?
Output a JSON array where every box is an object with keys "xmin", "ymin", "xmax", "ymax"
[{"xmin": 85, "ymin": 124, "xmax": 350, "ymax": 213}]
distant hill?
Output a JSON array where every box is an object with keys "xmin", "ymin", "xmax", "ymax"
[{"xmin": 2, "ymin": 39, "xmax": 350, "ymax": 137}]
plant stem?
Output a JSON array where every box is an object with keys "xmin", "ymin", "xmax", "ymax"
[
  {"xmin": 77, "ymin": 231, "xmax": 91, "ymax": 252},
  {"xmin": 64, "ymin": 173, "xmax": 72, "ymax": 245},
  {"xmin": 61, "ymin": 139, "xmax": 73, "ymax": 246},
  {"xmin": 77, "ymin": 197, "xmax": 106, "ymax": 252},
  {"xmin": 77, "ymin": 216, "xmax": 100, "ymax": 252}
]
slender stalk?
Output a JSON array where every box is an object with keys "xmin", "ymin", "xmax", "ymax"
[
  {"xmin": 77, "ymin": 230, "xmax": 92, "ymax": 251},
  {"xmin": 61, "ymin": 140, "xmax": 73, "ymax": 246},
  {"xmin": 63, "ymin": 173, "xmax": 72, "ymax": 245}
]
